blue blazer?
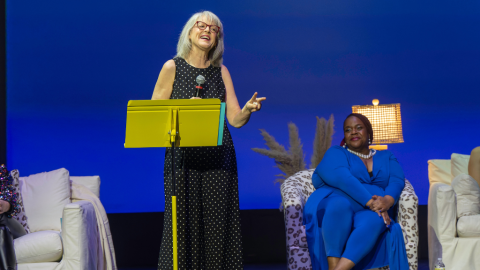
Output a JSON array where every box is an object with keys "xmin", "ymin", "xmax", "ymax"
[{"xmin": 303, "ymin": 146, "xmax": 408, "ymax": 270}]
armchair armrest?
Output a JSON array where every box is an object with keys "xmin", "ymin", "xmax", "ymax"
[
  {"xmin": 281, "ymin": 180, "xmax": 307, "ymax": 211},
  {"xmin": 281, "ymin": 178, "xmax": 307, "ymax": 249},
  {"xmin": 397, "ymin": 179, "xmax": 419, "ymax": 242},
  {"xmin": 397, "ymin": 179, "xmax": 419, "ymax": 269},
  {"xmin": 427, "ymin": 183, "xmax": 457, "ymax": 269},
  {"xmin": 61, "ymin": 200, "xmax": 100, "ymax": 270},
  {"xmin": 281, "ymin": 169, "xmax": 315, "ymax": 209},
  {"xmin": 281, "ymin": 170, "xmax": 315, "ymax": 248},
  {"xmin": 428, "ymin": 183, "xmax": 457, "ymax": 241}
]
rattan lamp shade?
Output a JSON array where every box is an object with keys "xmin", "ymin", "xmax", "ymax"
[{"xmin": 352, "ymin": 101, "xmax": 404, "ymax": 145}]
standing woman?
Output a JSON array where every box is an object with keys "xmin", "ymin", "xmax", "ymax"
[{"xmin": 152, "ymin": 11, "xmax": 265, "ymax": 270}]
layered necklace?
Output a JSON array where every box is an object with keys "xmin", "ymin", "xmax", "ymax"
[{"xmin": 343, "ymin": 144, "xmax": 377, "ymax": 159}]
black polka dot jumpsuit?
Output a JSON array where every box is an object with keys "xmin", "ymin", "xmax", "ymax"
[{"xmin": 157, "ymin": 57, "xmax": 243, "ymax": 270}]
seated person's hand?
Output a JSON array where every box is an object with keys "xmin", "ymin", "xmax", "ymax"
[
  {"xmin": 370, "ymin": 195, "xmax": 395, "ymax": 212},
  {"xmin": 367, "ymin": 198, "xmax": 392, "ymax": 228},
  {"xmin": 0, "ymin": 200, "xmax": 11, "ymax": 214},
  {"xmin": 380, "ymin": 211, "xmax": 391, "ymax": 228},
  {"xmin": 365, "ymin": 198, "xmax": 375, "ymax": 209}
]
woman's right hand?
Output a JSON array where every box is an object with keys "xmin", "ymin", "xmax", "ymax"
[
  {"xmin": 370, "ymin": 195, "xmax": 394, "ymax": 212},
  {"xmin": 365, "ymin": 198, "xmax": 375, "ymax": 209},
  {"xmin": 190, "ymin": 97, "xmax": 201, "ymax": 99}
]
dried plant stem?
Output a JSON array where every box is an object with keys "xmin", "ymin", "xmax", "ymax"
[
  {"xmin": 287, "ymin": 122, "xmax": 306, "ymax": 174},
  {"xmin": 311, "ymin": 116, "xmax": 326, "ymax": 168},
  {"xmin": 310, "ymin": 114, "xmax": 335, "ymax": 168},
  {"xmin": 252, "ymin": 115, "xmax": 335, "ymax": 184}
]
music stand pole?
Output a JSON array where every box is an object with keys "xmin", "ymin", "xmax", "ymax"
[
  {"xmin": 124, "ymin": 99, "xmax": 225, "ymax": 270},
  {"xmin": 170, "ymin": 110, "xmax": 178, "ymax": 270}
]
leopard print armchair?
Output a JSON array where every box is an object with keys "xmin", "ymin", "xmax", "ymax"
[{"xmin": 281, "ymin": 169, "xmax": 418, "ymax": 270}]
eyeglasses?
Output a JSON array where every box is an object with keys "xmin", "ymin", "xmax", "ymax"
[{"xmin": 195, "ymin": 21, "xmax": 220, "ymax": 34}]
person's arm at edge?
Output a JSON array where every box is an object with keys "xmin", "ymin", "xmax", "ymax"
[
  {"xmin": 2, "ymin": 200, "xmax": 12, "ymax": 216},
  {"xmin": 151, "ymin": 60, "xmax": 176, "ymax": 100},
  {"xmin": 222, "ymin": 65, "xmax": 264, "ymax": 128},
  {"xmin": 1, "ymin": 184, "xmax": 17, "ymax": 218}
]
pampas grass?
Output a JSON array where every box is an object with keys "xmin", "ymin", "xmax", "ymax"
[
  {"xmin": 252, "ymin": 115, "xmax": 335, "ymax": 184},
  {"xmin": 252, "ymin": 122, "xmax": 306, "ymax": 184},
  {"xmin": 310, "ymin": 114, "xmax": 335, "ymax": 168},
  {"xmin": 288, "ymin": 123, "xmax": 307, "ymax": 175}
]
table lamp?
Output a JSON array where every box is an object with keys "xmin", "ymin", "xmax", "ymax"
[{"xmin": 352, "ymin": 99, "xmax": 404, "ymax": 150}]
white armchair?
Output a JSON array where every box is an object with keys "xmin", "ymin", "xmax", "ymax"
[
  {"xmin": 428, "ymin": 156, "xmax": 480, "ymax": 270},
  {"xmin": 14, "ymin": 168, "xmax": 103, "ymax": 270},
  {"xmin": 281, "ymin": 169, "xmax": 419, "ymax": 270}
]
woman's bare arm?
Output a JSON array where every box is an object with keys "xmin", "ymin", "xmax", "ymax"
[
  {"xmin": 469, "ymin": 146, "xmax": 480, "ymax": 187},
  {"xmin": 151, "ymin": 60, "xmax": 176, "ymax": 100},
  {"xmin": 222, "ymin": 65, "xmax": 265, "ymax": 128}
]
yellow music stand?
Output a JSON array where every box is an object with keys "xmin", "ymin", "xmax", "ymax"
[{"xmin": 124, "ymin": 99, "xmax": 225, "ymax": 270}]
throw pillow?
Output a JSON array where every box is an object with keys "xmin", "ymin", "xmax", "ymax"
[
  {"xmin": 10, "ymin": 170, "xmax": 30, "ymax": 233},
  {"xmin": 21, "ymin": 168, "xmax": 71, "ymax": 232},
  {"xmin": 451, "ymin": 153, "xmax": 470, "ymax": 178},
  {"xmin": 428, "ymin": 159, "xmax": 452, "ymax": 185},
  {"xmin": 457, "ymin": 215, "xmax": 480, "ymax": 237},
  {"xmin": 451, "ymin": 173, "xmax": 480, "ymax": 218},
  {"xmin": 14, "ymin": 230, "xmax": 63, "ymax": 263},
  {"xmin": 70, "ymin": 176, "xmax": 101, "ymax": 198}
]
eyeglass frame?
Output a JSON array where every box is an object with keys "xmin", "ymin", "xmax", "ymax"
[{"xmin": 195, "ymin": 21, "xmax": 221, "ymax": 33}]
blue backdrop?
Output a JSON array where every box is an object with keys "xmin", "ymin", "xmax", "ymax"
[{"xmin": 7, "ymin": 0, "xmax": 480, "ymax": 212}]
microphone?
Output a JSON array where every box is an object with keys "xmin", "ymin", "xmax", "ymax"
[{"xmin": 195, "ymin": 75, "xmax": 205, "ymax": 97}]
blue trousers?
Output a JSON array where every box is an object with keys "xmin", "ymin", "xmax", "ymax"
[{"xmin": 317, "ymin": 193, "xmax": 387, "ymax": 264}]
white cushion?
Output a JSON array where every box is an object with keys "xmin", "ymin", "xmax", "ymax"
[
  {"xmin": 457, "ymin": 214, "xmax": 480, "ymax": 237},
  {"xmin": 451, "ymin": 173, "xmax": 480, "ymax": 218},
  {"xmin": 428, "ymin": 159, "xmax": 452, "ymax": 185},
  {"xmin": 14, "ymin": 230, "xmax": 63, "ymax": 263},
  {"xmin": 17, "ymin": 262, "xmax": 60, "ymax": 270},
  {"xmin": 451, "ymin": 153, "xmax": 470, "ymax": 178},
  {"xmin": 70, "ymin": 176, "xmax": 101, "ymax": 198},
  {"xmin": 20, "ymin": 168, "xmax": 71, "ymax": 232}
]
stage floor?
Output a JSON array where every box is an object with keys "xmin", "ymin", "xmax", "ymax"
[
  {"xmin": 120, "ymin": 259, "xmax": 429, "ymax": 270},
  {"xmin": 118, "ymin": 265, "xmax": 286, "ymax": 270}
]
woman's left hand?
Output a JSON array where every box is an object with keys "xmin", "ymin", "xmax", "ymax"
[
  {"xmin": 243, "ymin": 92, "xmax": 266, "ymax": 113},
  {"xmin": 370, "ymin": 195, "xmax": 395, "ymax": 213},
  {"xmin": 379, "ymin": 211, "xmax": 391, "ymax": 228}
]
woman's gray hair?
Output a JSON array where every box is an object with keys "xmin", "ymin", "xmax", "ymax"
[{"xmin": 176, "ymin": 11, "xmax": 224, "ymax": 67}]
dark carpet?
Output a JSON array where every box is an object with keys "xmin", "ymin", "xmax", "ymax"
[{"xmin": 120, "ymin": 259, "xmax": 429, "ymax": 270}]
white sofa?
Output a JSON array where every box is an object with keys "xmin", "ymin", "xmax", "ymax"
[
  {"xmin": 13, "ymin": 168, "xmax": 102, "ymax": 270},
  {"xmin": 428, "ymin": 154, "xmax": 480, "ymax": 270},
  {"xmin": 281, "ymin": 169, "xmax": 419, "ymax": 270}
]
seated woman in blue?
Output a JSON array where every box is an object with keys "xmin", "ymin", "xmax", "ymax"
[{"xmin": 304, "ymin": 113, "xmax": 408, "ymax": 270}]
